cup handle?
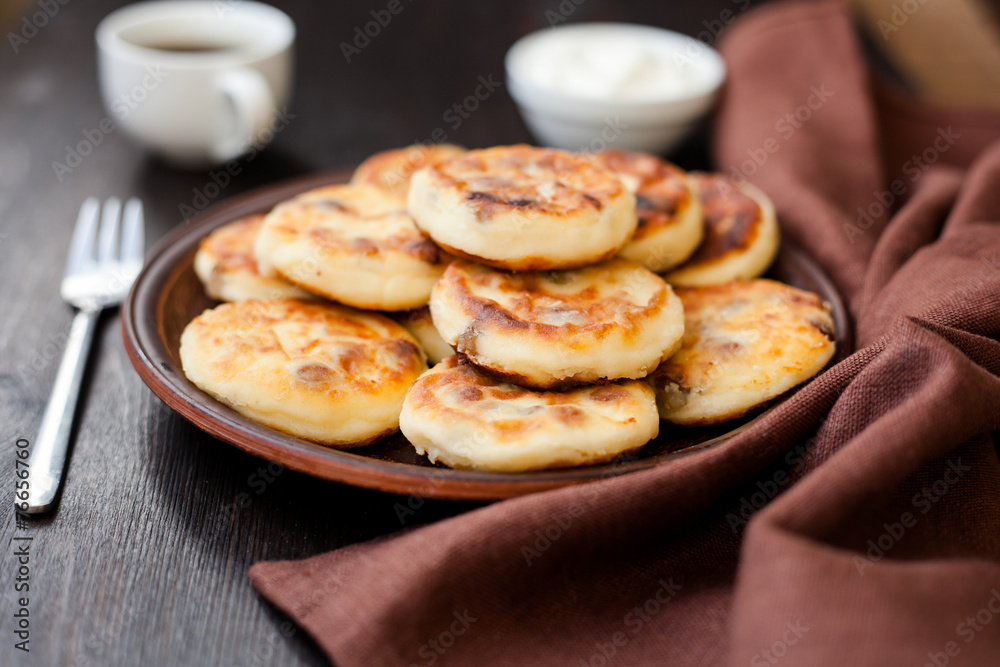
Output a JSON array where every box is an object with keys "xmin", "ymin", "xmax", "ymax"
[{"xmin": 210, "ymin": 68, "xmax": 275, "ymax": 163}]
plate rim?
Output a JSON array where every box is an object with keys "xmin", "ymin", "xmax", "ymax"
[{"xmin": 121, "ymin": 167, "xmax": 852, "ymax": 500}]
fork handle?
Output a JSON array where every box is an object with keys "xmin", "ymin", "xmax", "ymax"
[{"xmin": 20, "ymin": 308, "xmax": 100, "ymax": 514}]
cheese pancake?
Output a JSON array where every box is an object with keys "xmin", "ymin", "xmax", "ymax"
[
  {"xmin": 351, "ymin": 143, "xmax": 466, "ymax": 201},
  {"xmin": 400, "ymin": 356, "xmax": 659, "ymax": 471},
  {"xmin": 179, "ymin": 299, "xmax": 426, "ymax": 446},
  {"xmin": 407, "ymin": 145, "xmax": 637, "ymax": 270},
  {"xmin": 254, "ymin": 183, "xmax": 451, "ymax": 310},
  {"xmin": 650, "ymin": 280, "xmax": 836, "ymax": 425},
  {"xmin": 588, "ymin": 150, "xmax": 703, "ymax": 272},
  {"xmin": 193, "ymin": 214, "xmax": 314, "ymax": 302},
  {"xmin": 391, "ymin": 306, "xmax": 453, "ymax": 365},
  {"xmin": 430, "ymin": 258, "xmax": 684, "ymax": 389},
  {"xmin": 664, "ymin": 174, "xmax": 779, "ymax": 286}
]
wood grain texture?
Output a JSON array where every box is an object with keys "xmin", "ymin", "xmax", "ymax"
[{"xmin": 0, "ymin": 1, "xmax": 772, "ymax": 666}]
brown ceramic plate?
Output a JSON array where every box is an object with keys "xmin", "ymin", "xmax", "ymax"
[{"xmin": 121, "ymin": 167, "xmax": 851, "ymax": 500}]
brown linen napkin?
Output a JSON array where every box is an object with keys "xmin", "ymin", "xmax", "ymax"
[{"xmin": 250, "ymin": 2, "xmax": 1000, "ymax": 664}]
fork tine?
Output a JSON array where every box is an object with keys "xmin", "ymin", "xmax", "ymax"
[
  {"xmin": 119, "ymin": 198, "xmax": 144, "ymax": 266},
  {"xmin": 66, "ymin": 198, "xmax": 100, "ymax": 275},
  {"xmin": 97, "ymin": 197, "xmax": 122, "ymax": 265}
]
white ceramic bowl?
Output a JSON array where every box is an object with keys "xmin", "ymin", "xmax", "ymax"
[{"xmin": 505, "ymin": 23, "xmax": 726, "ymax": 155}]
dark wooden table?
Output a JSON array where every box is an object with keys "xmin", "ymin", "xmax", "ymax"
[{"xmin": 0, "ymin": 1, "xmax": 763, "ymax": 664}]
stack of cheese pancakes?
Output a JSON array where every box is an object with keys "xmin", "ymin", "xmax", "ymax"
[{"xmin": 181, "ymin": 144, "xmax": 835, "ymax": 472}]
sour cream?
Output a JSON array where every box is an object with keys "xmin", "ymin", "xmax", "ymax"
[
  {"xmin": 505, "ymin": 23, "xmax": 726, "ymax": 153},
  {"xmin": 509, "ymin": 23, "xmax": 719, "ymax": 103}
]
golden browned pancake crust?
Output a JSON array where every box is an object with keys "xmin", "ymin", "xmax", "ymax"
[
  {"xmin": 179, "ymin": 299, "xmax": 426, "ymax": 446},
  {"xmin": 664, "ymin": 174, "xmax": 779, "ymax": 286},
  {"xmin": 254, "ymin": 183, "xmax": 451, "ymax": 310},
  {"xmin": 391, "ymin": 306, "xmax": 454, "ymax": 365},
  {"xmin": 193, "ymin": 215, "xmax": 313, "ymax": 302},
  {"xmin": 407, "ymin": 145, "xmax": 637, "ymax": 270},
  {"xmin": 351, "ymin": 143, "xmax": 466, "ymax": 201},
  {"xmin": 650, "ymin": 280, "xmax": 835, "ymax": 425},
  {"xmin": 687, "ymin": 175, "xmax": 759, "ymax": 260},
  {"xmin": 588, "ymin": 150, "xmax": 704, "ymax": 271},
  {"xmin": 430, "ymin": 258, "xmax": 684, "ymax": 388},
  {"xmin": 399, "ymin": 356, "xmax": 659, "ymax": 471}
]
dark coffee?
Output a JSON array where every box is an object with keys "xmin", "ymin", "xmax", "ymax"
[{"xmin": 136, "ymin": 42, "xmax": 236, "ymax": 53}]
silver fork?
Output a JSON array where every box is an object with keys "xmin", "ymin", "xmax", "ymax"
[{"xmin": 18, "ymin": 197, "xmax": 144, "ymax": 514}]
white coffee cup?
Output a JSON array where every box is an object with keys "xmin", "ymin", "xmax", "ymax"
[{"xmin": 96, "ymin": 1, "xmax": 294, "ymax": 168}]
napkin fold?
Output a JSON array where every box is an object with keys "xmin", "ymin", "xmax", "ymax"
[{"xmin": 250, "ymin": 2, "xmax": 1000, "ymax": 664}]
